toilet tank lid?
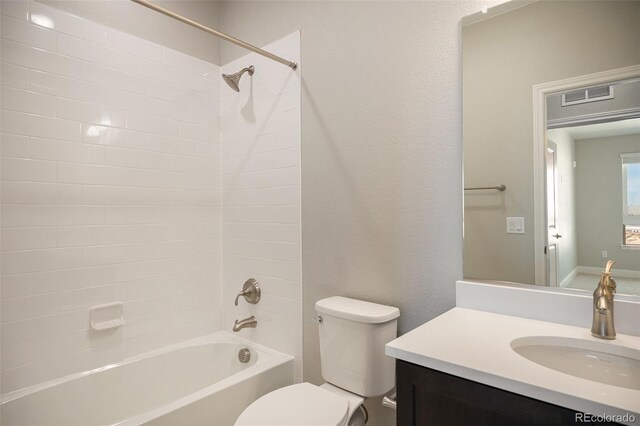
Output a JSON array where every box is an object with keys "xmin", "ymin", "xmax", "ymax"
[{"xmin": 315, "ymin": 297, "xmax": 400, "ymax": 324}]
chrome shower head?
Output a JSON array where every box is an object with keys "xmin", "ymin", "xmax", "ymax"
[{"xmin": 222, "ymin": 65, "xmax": 254, "ymax": 92}]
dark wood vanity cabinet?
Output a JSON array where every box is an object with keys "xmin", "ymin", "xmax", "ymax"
[{"xmin": 396, "ymin": 360, "xmax": 620, "ymax": 426}]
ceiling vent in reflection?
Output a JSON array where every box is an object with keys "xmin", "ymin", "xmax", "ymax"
[{"xmin": 561, "ymin": 85, "xmax": 614, "ymax": 106}]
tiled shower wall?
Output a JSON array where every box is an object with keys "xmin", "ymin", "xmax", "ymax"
[
  {"xmin": 0, "ymin": 1, "xmax": 221, "ymax": 392},
  {"xmin": 220, "ymin": 33, "xmax": 302, "ymax": 382}
]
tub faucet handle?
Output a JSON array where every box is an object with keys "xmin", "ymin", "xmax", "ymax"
[
  {"xmin": 234, "ymin": 290, "xmax": 248, "ymax": 306},
  {"xmin": 234, "ymin": 278, "xmax": 261, "ymax": 306}
]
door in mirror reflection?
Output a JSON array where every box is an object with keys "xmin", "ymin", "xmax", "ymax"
[{"xmin": 545, "ymin": 141, "xmax": 559, "ymax": 287}]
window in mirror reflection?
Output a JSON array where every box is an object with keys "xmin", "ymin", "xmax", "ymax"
[{"xmin": 622, "ymin": 153, "xmax": 640, "ymax": 246}]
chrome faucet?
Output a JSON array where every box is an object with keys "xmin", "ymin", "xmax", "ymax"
[
  {"xmin": 233, "ymin": 316, "xmax": 257, "ymax": 332},
  {"xmin": 591, "ymin": 260, "xmax": 616, "ymax": 340}
]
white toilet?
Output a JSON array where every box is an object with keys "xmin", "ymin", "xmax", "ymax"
[{"xmin": 235, "ymin": 296, "xmax": 400, "ymax": 426}]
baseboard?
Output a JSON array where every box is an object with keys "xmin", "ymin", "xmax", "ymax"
[
  {"xmin": 576, "ymin": 265, "xmax": 640, "ymax": 279},
  {"xmin": 558, "ymin": 267, "xmax": 578, "ymax": 288}
]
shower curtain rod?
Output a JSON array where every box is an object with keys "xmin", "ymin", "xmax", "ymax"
[{"xmin": 130, "ymin": 0, "xmax": 298, "ymax": 70}]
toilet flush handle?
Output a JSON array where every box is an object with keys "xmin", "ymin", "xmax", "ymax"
[
  {"xmin": 382, "ymin": 393, "xmax": 397, "ymax": 410},
  {"xmin": 313, "ymin": 314, "xmax": 323, "ymax": 324}
]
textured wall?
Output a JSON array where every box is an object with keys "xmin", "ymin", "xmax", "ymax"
[
  {"xmin": 1, "ymin": 1, "xmax": 221, "ymax": 393},
  {"xmin": 218, "ymin": 1, "xmax": 503, "ymax": 424},
  {"xmin": 220, "ymin": 32, "xmax": 302, "ymax": 382},
  {"xmin": 463, "ymin": 1, "xmax": 640, "ymax": 284}
]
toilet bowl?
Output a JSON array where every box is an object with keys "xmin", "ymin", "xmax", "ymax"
[{"xmin": 235, "ymin": 297, "xmax": 399, "ymax": 426}]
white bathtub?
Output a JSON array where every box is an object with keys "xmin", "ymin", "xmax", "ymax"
[{"xmin": 0, "ymin": 332, "xmax": 293, "ymax": 426}]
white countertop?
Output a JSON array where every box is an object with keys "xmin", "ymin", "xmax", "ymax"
[{"xmin": 386, "ymin": 307, "xmax": 640, "ymax": 422}]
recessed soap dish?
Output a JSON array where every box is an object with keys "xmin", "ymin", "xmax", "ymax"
[{"xmin": 90, "ymin": 302, "xmax": 125, "ymax": 331}]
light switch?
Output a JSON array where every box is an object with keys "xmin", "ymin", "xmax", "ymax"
[{"xmin": 507, "ymin": 217, "xmax": 525, "ymax": 234}]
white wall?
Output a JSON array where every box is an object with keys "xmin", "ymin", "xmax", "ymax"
[
  {"xmin": 217, "ymin": 1, "xmax": 505, "ymax": 424},
  {"xmin": 1, "ymin": 1, "xmax": 221, "ymax": 393},
  {"xmin": 220, "ymin": 32, "xmax": 302, "ymax": 382},
  {"xmin": 575, "ymin": 134, "xmax": 640, "ymax": 271}
]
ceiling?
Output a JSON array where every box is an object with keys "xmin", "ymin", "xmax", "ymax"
[{"xmin": 560, "ymin": 118, "xmax": 640, "ymax": 140}]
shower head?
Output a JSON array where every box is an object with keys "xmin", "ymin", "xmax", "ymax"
[{"xmin": 222, "ymin": 65, "xmax": 254, "ymax": 92}]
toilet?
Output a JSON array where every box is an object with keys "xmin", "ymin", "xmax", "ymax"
[{"xmin": 235, "ymin": 296, "xmax": 400, "ymax": 426}]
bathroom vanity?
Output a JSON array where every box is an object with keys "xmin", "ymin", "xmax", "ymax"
[
  {"xmin": 386, "ymin": 282, "xmax": 640, "ymax": 426},
  {"xmin": 396, "ymin": 360, "xmax": 585, "ymax": 426},
  {"xmin": 406, "ymin": 2, "xmax": 640, "ymax": 423}
]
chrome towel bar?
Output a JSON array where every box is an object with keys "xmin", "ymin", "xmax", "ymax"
[{"xmin": 464, "ymin": 184, "xmax": 506, "ymax": 192}]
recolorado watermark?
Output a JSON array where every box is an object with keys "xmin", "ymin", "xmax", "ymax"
[{"xmin": 575, "ymin": 412, "xmax": 636, "ymax": 423}]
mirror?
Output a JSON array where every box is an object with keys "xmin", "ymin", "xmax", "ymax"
[{"xmin": 462, "ymin": 1, "xmax": 640, "ymax": 295}]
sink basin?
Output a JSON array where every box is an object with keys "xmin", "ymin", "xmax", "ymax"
[{"xmin": 511, "ymin": 336, "xmax": 640, "ymax": 390}]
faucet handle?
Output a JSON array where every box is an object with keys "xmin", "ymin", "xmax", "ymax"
[
  {"xmin": 604, "ymin": 260, "xmax": 616, "ymax": 274},
  {"xmin": 603, "ymin": 260, "xmax": 617, "ymax": 293},
  {"xmin": 234, "ymin": 290, "xmax": 248, "ymax": 306},
  {"xmin": 234, "ymin": 278, "xmax": 261, "ymax": 306}
]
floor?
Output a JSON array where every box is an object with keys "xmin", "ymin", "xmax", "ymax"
[{"xmin": 563, "ymin": 272, "xmax": 640, "ymax": 296}]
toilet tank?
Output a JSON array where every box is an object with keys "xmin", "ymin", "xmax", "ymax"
[{"xmin": 315, "ymin": 297, "xmax": 400, "ymax": 397}]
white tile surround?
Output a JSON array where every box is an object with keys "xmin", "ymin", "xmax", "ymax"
[
  {"xmin": 0, "ymin": 1, "xmax": 302, "ymax": 394},
  {"xmin": 0, "ymin": 1, "xmax": 224, "ymax": 393},
  {"xmin": 220, "ymin": 32, "xmax": 302, "ymax": 383}
]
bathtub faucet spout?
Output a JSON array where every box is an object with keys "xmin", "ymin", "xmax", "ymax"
[{"xmin": 233, "ymin": 316, "xmax": 257, "ymax": 332}]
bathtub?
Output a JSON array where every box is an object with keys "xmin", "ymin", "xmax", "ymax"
[{"xmin": 0, "ymin": 332, "xmax": 293, "ymax": 426}]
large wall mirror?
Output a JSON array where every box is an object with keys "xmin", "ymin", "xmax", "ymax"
[{"xmin": 462, "ymin": 1, "xmax": 640, "ymax": 296}]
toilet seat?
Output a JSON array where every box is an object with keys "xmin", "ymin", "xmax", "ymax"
[{"xmin": 235, "ymin": 383, "xmax": 349, "ymax": 426}]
